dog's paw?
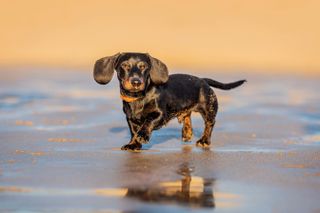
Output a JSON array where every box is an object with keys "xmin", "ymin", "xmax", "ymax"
[
  {"xmin": 135, "ymin": 130, "xmax": 150, "ymax": 144},
  {"xmin": 196, "ymin": 137, "xmax": 211, "ymax": 148},
  {"xmin": 182, "ymin": 136, "xmax": 192, "ymax": 142},
  {"xmin": 121, "ymin": 143, "xmax": 142, "ymax": 151}
]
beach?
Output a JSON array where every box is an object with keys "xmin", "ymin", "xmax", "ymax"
[{"xmin": 0, "ymin": 68, "xmax": 319, "ymax": 212}]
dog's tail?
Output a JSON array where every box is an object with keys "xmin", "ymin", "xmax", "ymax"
[{"xmin": 203, "ymin": 78, "xmax": 246, "ymax": 90}]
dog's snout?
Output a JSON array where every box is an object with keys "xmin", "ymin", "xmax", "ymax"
[{"xmin": 131, "ymin": 78, "xmax": 142, "ymax": 87}]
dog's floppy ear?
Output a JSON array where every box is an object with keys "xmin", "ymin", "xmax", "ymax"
[
  {"xmin": 147, "ymin": 54, "xmax": 169, "ymax": 85},
  {"xmin": 93, "ymin": 53, "xmax": 121, "ymax": 85}
]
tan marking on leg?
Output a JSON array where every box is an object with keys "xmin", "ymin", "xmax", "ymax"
[{"xmin": 182, "ymin": 114, "xmax": 193, "ymax": 142}]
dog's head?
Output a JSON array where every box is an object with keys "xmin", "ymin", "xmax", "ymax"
[{"xmin": 93, "ymin": 52, "xmax": 168, "ymax": 98}]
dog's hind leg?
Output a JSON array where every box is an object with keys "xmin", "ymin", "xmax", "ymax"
[
  {"xmin": 196, "ymin": 88, "xmax": 218, "ymax": 148},
  {"xmin": 182, "ymin": 113, "xmax": 193, "ymax": 142}
]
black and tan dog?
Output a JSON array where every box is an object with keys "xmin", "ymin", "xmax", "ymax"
[{"xmin": 93, "ymin": 52, "xmax": 245, "ymax": 150}]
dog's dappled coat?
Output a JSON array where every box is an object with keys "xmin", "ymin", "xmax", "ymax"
[{"xmin": 94, "ymin": 52, "xmax": 245, "ymax": 150}]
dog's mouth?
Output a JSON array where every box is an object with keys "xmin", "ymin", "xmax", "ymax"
[
  {"xmin": 121, "ymin": 79, "xmax": 145, "ymax": 92},
  {"xmin": 121, "ymin": 79, "xmax": 146, "ymax": 93},
  {"xmin": 119, "ymin": 78, "xmax": 149, "ymax": 102}
]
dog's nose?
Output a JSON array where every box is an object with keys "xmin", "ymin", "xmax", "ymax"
[{"xmin": 131, "ymin": 78, "xmax": 142, "ymax": 87}]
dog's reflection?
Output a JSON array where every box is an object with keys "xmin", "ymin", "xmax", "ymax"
[{"xmin": 125, "ymin": 163, "xmax": 215, "ymax": 208}]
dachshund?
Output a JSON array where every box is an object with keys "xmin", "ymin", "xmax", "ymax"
[{"xmin": 93, "ymin": 52, "xmax": 246, "ymax": 150}]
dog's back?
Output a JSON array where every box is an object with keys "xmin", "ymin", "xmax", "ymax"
[
  {"xmin": 157, "ymin": 74, "xmax": 245, "ymax": 111},
  {"xmin": 158, "ymin": 74, "xmax": 203, "ymax": 109}
]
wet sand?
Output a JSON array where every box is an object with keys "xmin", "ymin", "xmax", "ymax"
[{"xmin": 0, "ymin": 68, "xmax": 319, "ymax": 212}]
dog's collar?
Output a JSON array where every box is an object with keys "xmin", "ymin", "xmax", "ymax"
[{"xmin": 120, "ymin": 93, "xmax": 143, "ymax": 102}]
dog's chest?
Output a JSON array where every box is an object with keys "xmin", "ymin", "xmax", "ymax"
[
  {"xmin": 128, "ymin": 101, "xmax": 144, "ymax": 119},
  {"xmin": 128, "ymin": 99, "xmax": 156, "ymax": 120}
]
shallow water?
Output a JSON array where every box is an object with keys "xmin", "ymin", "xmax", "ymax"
[{"xmin": 0, "ymin": 68, "xmax": 320, "ymax": 212}]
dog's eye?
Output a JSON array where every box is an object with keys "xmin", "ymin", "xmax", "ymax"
[
  {"xmin": 121, "ymin": 62, "xmax": 131, "ymax": 71},
  {"xmin": 137, "ymin": 62, "xmax": 147, "ymax": 71},
  {"xmin": 139, "ymin": 65, "xmax": 145, "ymax": 70}
]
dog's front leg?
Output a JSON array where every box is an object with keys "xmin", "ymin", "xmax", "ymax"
[
  {"xmin": 121, "ymin": 118, "xmax": 142, "ymax": 150},
  {"xmin": 134, "ymin": 111, "xmax": 161, "ymax": 144},
  {"xmin": 126, "ymin": 117, "xmax": 138, "ymax": 138},
  {"xmin": 121, "ymin": 111, "xmax": 161, "ymax": 150}
]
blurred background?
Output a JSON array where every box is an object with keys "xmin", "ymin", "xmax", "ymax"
[
  {"xmin": 0, "ymin": 0, "xmax": 319, "ymax": 74},
  {"xmin": 1, "ymin": 1, "xmax": 320, "ymax": 212}
]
